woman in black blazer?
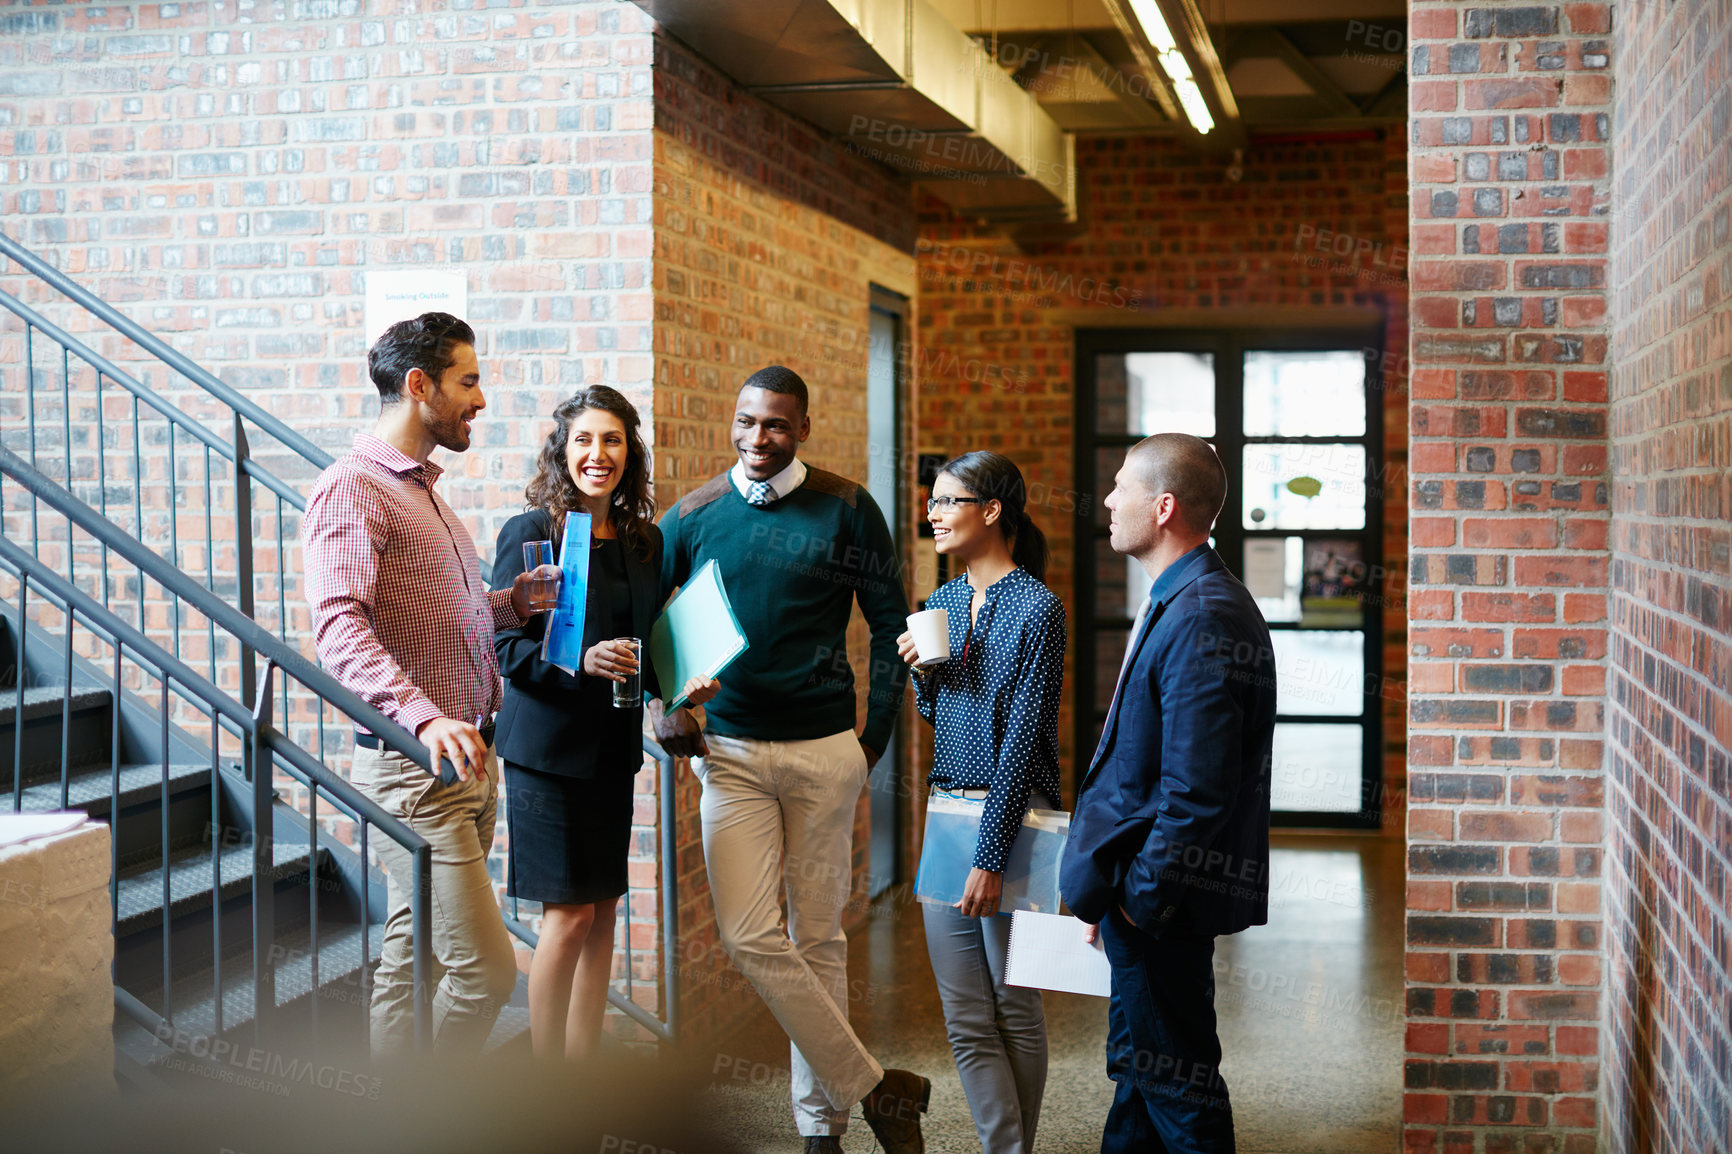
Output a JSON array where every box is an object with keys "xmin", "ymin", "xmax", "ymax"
[{"xmin": 491, "ymin": 386, "xmax": 716, "ymax": 1062}]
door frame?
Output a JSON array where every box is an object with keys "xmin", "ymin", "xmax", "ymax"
[{"xmin": 1073, "ymin": 326, "xmax": 1387, "ymax": 829}]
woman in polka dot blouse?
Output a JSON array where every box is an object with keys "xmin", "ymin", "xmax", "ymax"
[{"xmin": 896, "ymin": 451, "xmax": 1065, "ymax": 1154}]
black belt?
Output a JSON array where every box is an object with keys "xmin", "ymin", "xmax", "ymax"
[{"xmin": 355, "ymin": 722, "xmax": 494, "ymax": 750}]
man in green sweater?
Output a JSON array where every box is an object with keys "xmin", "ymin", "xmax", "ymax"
[{"xmin": 654, "ymin": 365, "xmax": 925, "ymax": 1154}]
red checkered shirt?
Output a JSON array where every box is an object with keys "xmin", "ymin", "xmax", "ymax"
[{"xmin": 301, "ymin": 433, "xmax": 521, "ymax": 737}]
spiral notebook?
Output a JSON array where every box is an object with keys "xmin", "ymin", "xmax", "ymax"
[{"xmin": 1004, "ymin": 911, "xmax": 1112, "ymax": 997}]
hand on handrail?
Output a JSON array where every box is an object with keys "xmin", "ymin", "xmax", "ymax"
[{"xmin": 417, "ymin": 716, "xmax": 488, "ymax": 783}]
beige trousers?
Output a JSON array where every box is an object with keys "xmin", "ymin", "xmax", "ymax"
[
  {"xmin": 350, "ymin": 744, "xmax": 518, "ymax": 1058},
  {"xmin": 695, "ymin": 730, "xmax": 884, "ymax": 1136}
]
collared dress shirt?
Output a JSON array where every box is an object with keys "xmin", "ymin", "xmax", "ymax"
[
  {"xmin": 728, "ymin": 456, "xmax": 807, "ymax": 502},
  {"xmin": 302, "ymin": 432, "xmax": 522, "ymax": 737}
]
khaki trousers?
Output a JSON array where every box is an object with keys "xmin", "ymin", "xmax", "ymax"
[
  {"xmin": 695, "ymin": 730, "xmax": 884, "ymax": 1136},
  {"xmin": 350, "ymin": 744, "xmax": 518, "ymax": 1057}
]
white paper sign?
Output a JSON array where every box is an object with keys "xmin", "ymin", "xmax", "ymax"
[
  {"xmin": 364, "ymin": 271, "xmax": 467, "ymax": 347},
  {"xmin": 1243, "ymin": 538, "xmax": 1289, "ymax": 601}
]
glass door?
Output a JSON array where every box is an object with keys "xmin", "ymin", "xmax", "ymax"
[{"xmin": 1076, "ymin": 331, "xmax": 1385, "ymax": 828}]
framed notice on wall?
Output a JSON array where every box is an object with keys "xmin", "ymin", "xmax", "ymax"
[{"xmin": 364, "ymin": 271, "xmax": 467, "ymax": 346}]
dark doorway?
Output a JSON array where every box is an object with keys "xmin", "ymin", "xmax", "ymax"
[{"xmin": 866, "ymin": 285, "xmax": 907, "ymax": 895}]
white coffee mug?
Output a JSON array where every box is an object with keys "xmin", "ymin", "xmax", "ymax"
[{"xmin": 907, "ymin": 607, "xmax": 952, "ymax": 665}]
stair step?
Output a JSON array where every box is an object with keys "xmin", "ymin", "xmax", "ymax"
[
  {"xmin": 115, "ymin": 839, "xmax": 320, "ymax": 933},
  {"xmin": 12, "ymin": 759, "xmax": 209, "ymax": 817},
  {"xmin": 0, "ymin": 684, "xmax": 109, "ymax": 725},
  {"xmin": 484, "ymin": 1000, "xmax": 532, "ymax": 1055},
  {"xmin": 116, "ymin": 919, "xmax": 385, "ymax": 1065}
]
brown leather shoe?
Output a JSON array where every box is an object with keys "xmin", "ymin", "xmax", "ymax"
[
  {"xmin": 803, "ymin": 1138, "xmax": 843, "ymax": 1154},
  {"xmin": 860, "ymin": 1068, "xmax": 931, "ymax": 1154}
]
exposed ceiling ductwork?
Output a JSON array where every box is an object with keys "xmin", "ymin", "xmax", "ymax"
[{"xmin": 628, "ymin": 0, "xmax": 1078, "ymax": 226}]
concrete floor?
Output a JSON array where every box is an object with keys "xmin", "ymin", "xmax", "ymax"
[{"xmin": 698, "ymin": 831, "xmax": 1404, "ymax": 1153}]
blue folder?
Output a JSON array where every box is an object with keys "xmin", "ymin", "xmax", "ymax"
[
  {"xmin": 648, "ymin": 559, "xmax": 749, "ymax": 711},
  {"xmin": 540, "ymin": 511, "xmax": 592, "ymax": 675},
  {"xmin": 914, "ymin": 793, "xmax": 1070, "ymax": 915}
]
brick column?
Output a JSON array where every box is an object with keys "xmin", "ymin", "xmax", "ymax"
[
  {"xmin": 1406, "ymin": 3, "xmax": 1612, "ymax": 1149},
  {"xmin": 1605, "ymin": 1, "xmax": 1732, "ymax": 1149}
]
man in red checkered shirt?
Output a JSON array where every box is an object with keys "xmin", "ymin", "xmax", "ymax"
[{"xmin": 302, "ymin": 312, "xmax": 538, "ymax": 1056}]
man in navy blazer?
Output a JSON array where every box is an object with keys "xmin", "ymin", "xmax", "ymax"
[{"xmin": 1060, "ymin": 433, "xmax": 1277, "ymax": 1154}]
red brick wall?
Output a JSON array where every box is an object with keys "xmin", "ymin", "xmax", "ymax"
[
  {"xmin": 0, "ymin": 0, "xmax": 664, "ymax": 1023},
  {"xmin": 0, "ymin": 0, "xmax": 928, "ymax": 1052},
  {"xmin": 1405, "ymin": 3, "xmax": 1612, "ymax": 1148},
  {"xmin": 1604, "ymin": 1, "xmax": 1732, "ymax": 1150},
  {"xmin": 916, "ymin": 129, "xmax": 1410, "ymax": 814},
  {"xmin": 649, "ymin": 33, "xmax": 919, "ymax": 1043}
]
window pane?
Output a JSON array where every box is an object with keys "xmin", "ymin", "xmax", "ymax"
[
  {"xmin": 1242, "ymin": 535, "xmax": 1304, "ymax": 623},
  {"xmin": 1272, "ymin": 630, "xmax": 1366, "ymax": 716},
  {"xmin": 1096, "ymin": 352, "xmax": 1215, "ymax": 437},
  {"xmin": 1270, "ymin": 724, "xmax": 1365, "ymax": 812},
  {"xmin": 1095, "ymin": 539, "xmax": 1153, "ymax": 622},
  {"xmin": 1243, "ymin": 443, "xmax": 1366, "ymax": 530},
  {"xmin": 1243, "ymin": 350, "xmax": 1367, "ymax": 437}
]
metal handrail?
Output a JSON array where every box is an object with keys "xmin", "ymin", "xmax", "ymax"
[
  {"xmin": 0, "ymin": 441, "xmax": 440, "ymax": 773},
  {"xmin": 0, "ymin": 236, "xmax": 675, "ymax": 1046},
  {"xmin": 0, "ymin": 534, "xmax": 427, "ymax": 857},
  {"xmin": 0, "ymin": 523, "xmax": 434, "ymax": 1047},
  {"xmin": 0, "ymin": 229, "xmax": 333, "ymax": 473},
  {"xmin": 0, "ymin": 263, "xmax": 316, "ymax": 514}
]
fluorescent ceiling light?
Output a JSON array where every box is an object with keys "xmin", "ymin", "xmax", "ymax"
[
  {"xmin": 1173, "ymin": 78, "xmax": 1215, "ymax": 133},
  {"xmin": 1124, "ymin": 0, "xmax": 1214, "ymax": 134},
  {"xmin": 1127, "ymin": 0, "xmax": 1176, "ymax": 52}
]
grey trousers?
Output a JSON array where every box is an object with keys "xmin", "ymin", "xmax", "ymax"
[{"xmin": 923, "ymin": 901, "xmax": 1048, "ymax": 1154}]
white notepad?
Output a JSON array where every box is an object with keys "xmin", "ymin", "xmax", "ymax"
[{"xmin": 1004, "ymin": 910, "xmax": 1112, "ymax": 997}]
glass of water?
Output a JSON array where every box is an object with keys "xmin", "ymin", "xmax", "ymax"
[
  {"xmin": 612, "ymin": 637, "xmax": 642, "ymax": 709},
  {"xmin": 522, "ymin": 540, "xmax": 559, "ymax": 612}
]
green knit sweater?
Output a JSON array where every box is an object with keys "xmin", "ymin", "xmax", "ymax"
[{"xmin": 658, "ymin": 465, "xmax": 909, "ymax": 752}]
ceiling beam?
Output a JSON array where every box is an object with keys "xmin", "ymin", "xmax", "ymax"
[
  {"xmin": 1072, "ymin": 31, "xmax": 1169, "ymax": 127},
  {"xmin": 1215, "ymin": 28, "xmax": 1267, "ymax": 74},
  {"xmin": 1359, "ymin": 67, "xmax": 1407, "ymax": 117},
  {"xmin": 1266, "ymin": 28, "xmax": 1361, "ymax": 118}
]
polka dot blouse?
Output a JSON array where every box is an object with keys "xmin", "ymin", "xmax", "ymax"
[{"xmin": 913, "ymin": 566, "xmax": 1066, "ymax": 873}]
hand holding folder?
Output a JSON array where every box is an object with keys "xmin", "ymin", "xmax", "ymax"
[{"xmin": 648, "ymin": 560, "xmax": 749, "ymax": 711}]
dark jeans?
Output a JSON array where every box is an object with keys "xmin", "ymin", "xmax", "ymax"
[{"xmin": 1099, "ymin": 910, "xmax": 1235, "ymax": 1154}]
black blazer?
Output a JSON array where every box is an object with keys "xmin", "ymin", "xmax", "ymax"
[
  {"xmin": 491, "ymin": 509, "xmax": 663, "ymax": 778},
  {"xmin": 1060, "ymin": 547, "xmax": 1277, "ymax": 938}
]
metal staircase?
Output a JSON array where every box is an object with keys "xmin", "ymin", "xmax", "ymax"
[{"xmin": 0, "ymin": 230, "xmax": 681, "ymax": 1090}]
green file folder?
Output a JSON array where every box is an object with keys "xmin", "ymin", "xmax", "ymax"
[{"xmin": 648, "ymin": 560, "xmax": 750, "ymax": 711}]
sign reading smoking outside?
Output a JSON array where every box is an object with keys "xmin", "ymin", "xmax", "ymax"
[{"xmin": 364, "ymin": 271, "xmax": 468, "ymax": 347}]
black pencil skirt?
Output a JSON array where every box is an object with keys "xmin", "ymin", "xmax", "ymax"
[{"xmin": 503, "ymin": 759, "xmax": 635, "ymax": 906}]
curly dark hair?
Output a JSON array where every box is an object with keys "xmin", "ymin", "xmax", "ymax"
[{"xmin": 525, "ymin": 387, "xmax": 655, "ymax": 562}]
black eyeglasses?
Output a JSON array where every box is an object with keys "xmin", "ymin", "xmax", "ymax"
[{"xmin": 926, "ymin": 496, "xmax": 987, "ymax": 513}]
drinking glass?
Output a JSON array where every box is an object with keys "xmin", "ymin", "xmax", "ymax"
[
  {"xmin": 523, "ymin": 540, "xmax": 559, "ymax": 612},
  {"xmin": 612, "ymin": 638, "xmax": 642, "ymax": 709}
]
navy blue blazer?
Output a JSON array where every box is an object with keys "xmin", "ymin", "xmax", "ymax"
[{"xmin": 1060, "ymin": 545, "xmax": 1277, "ymax": 937}]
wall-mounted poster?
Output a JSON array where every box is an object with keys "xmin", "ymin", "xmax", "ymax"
[{"xmin": 1300, "ymin": 538, "xmax": 1366, "ymax": 628}]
